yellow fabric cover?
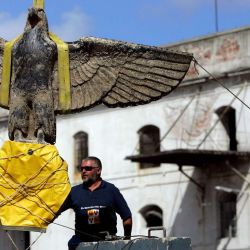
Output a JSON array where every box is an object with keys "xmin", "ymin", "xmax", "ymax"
[
  {"xmin": 0, "ymin": 141, "xmax": 71, "ymax": 231},
  {"xmin": 0, "ymin": 35, "xmax": 22, "ymax": 108},
  {"xmin": 33, "ymin": 0, "xmax": 44, "ymax": 9},
  {"xmin": 49, "ymin": 33, "xmax": 71, "ymax": 111}
]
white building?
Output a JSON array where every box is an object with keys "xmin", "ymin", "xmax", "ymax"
[{"xmin": 1, "ymin": 26, "xmax": 250, "ymax": 250}]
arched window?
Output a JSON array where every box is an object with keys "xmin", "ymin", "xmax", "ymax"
[
  {"xmin": 218, "ymin": 192, "xmax": 237, "ymax": 238},
  {"xmin": 215, "ymin": 106, "xmax": 237, "ymax": 151},
  {"xmin": 73, "ymin": 131, "xmax": 88, "ymax": 180},
  {"xmin": 138, "ymin": 125, "xmax": 160, "ymax": 169},
  {"xmin": 140, "ymin": 205, "xmax": 163, "ymax": 227}
]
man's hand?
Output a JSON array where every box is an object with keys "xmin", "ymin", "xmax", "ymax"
[{"xmin": 123, "ymin": 217, "xmax": 132, "ymax": 239}]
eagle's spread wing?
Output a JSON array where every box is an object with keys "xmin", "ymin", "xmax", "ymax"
[{"xmin": 52, "ymin": 37, "xmax": 193, "ymax": 114}]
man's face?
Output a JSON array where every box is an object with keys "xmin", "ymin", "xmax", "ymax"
[{"xmin": 80, "ymin": 160, "xmax": 101, "ymax": 185}]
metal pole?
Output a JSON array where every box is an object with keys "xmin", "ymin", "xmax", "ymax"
[{"xmin": 215, "ymin": 0, "xmax": 219, "ymax": 32}]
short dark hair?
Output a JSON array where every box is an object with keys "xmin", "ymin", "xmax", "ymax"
[{"xmin": 83, "ymin": 156, "xmax": 102, "ymax": 169}]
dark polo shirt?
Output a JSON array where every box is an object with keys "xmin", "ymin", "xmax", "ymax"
[{"xmin": 64, "ymin": 180, "xmax": 131, "ymax": 241}]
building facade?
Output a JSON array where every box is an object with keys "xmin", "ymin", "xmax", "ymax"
[{"xmin": 1, "ymin": 27, "xmax": 250, "ymax": 250}]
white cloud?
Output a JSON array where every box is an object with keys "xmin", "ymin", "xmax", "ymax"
[
  {"xmin": 0, "ymin": 12, "xmax": 26, "ymax": 40},
  {"xmin": 50, "ymin": 8, "xmax": 93, "ymax": 42},
  {"xmin": 138, "ymin": 0, "xmax": 203, "ymax": 21},
  {"xmin": 0, "ymin": 8, "xmax": 93, "ymax": 42}
]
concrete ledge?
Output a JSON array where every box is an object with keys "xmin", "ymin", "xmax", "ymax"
[{"xmin": 76, "ymin": 237, "xmax": 192, "ymax": 250}]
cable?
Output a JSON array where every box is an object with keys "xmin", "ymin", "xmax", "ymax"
[
  {"xmin": 236, "ymin": 82, "xmax": 248, "ymax": 126},
  {"xmin": 25, "ymin": 232, "xmax": 43, "ymax": 250},
  {"xmin": 0, "ymin": 147, "xmax": 104, "ymax": 249},
  {"xmin": 159, "ymin": 93, "xmax": 196, "ymax": 144},
  {"xmin": 130, "ymin": 90, "xmax": 196, "ymax": 155},
  {"xmin": 196, "ymin": 85, "xmax": 245, "ymax": 149},
  {"xmin": 186, "ymin": 90, "xmax": 201, "ymax": 145},
  {"xmin": 51, "ymin": 221, "xmax": 103, "ymax": 241},
  {"xmin": 194, "ymin": 58, "xmax": 250, "ymax": 111},
  {"xmin": 5, "ymin": 231, "xmax": 20, "ymax": 250}
]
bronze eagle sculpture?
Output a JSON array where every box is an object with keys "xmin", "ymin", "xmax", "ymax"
[{"xmin": 0, "ymin": 7, "xmax": 193, "ymax": 144}]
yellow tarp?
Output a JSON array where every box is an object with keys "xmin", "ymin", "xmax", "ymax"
[
  {"xmin": 33, "ymin": 0, "xmax": 44, "ymax": 9},
  {"xmin": 49, "ymin": 32, "xmax": 71, "ymax": 111},
  {"xmin": 0, "ymin": 140, "xmax": 71, "ymax": 231},
  {"xmin": 0, "ymin": 35, "xmax": 22, "ymax": 108}
]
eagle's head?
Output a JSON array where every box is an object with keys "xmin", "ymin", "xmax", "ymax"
[{"xmin": 25, "ymin": 7, "xmax": 49, "ymax": 32}]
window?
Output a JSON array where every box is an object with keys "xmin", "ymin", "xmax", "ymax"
[
  {"xmin": 138, "ymin": 125, "xmax": 160, "ymax": 169},
  {"xmin": 140, "ymin": 205, "xmax": 163, "ymax": 227},
  {"xmin": 219, "ymin": 193, "xmax": 237, "ymax": 238},
  {"xmin": 73, "ymin": 131, "xmax": 88, "ymax": 181},
  {"xmin": 215, "ymin": 106, "xmax": 237, "ymax": 150}
]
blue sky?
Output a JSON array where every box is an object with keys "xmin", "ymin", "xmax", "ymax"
[{"xmin": 0, "ymin": 0, "xmax": 250, "ymax": 46}]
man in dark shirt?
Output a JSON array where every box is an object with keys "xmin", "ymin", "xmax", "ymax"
[{"xmin": 62, "ymin": 156, "xmax": 132, "ymax": 250}]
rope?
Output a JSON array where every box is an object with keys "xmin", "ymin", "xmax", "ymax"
[
  {"xmin": 194, "ymin": 58, "xmax": 250, "ymax": 111},
  {"xmin": 3, "ymin": 58, "xmax": 250, "ymax": 249},
  {"xmin": 196, "ymin": 85, "xmax": 245, "ymax": 149},
  {"xmin": 185, "ymin": 90, "xmax": 201, "ymax": 145},
  {"xmin": 230, "ymin": 165, "xmax": 250, "ymax": 185},
  {"xmin": 130, "ymin": 93, "xmax": 197, "ymax": 155},
  {"xmin": 0, "ymin": 145, "xmax": 103, "ymax": 249},
  {"xmin": 25, "ymin": 232, "xmax": 43, "ymax": 250},
  {"xmin": 160, "ymin": 93, "xmax": 196, "ymax": 144},
  {"xmin": 51, "ymin": 221, "xmax": 103, "ymax": 241},
  {"xmin": 130, "ymin": 90, "xmax": 197, "ymax": 155},
  {"xmin": 237, "ymin": 82, "xmax": 248, "ymax": 126},
  {"xmin": 0, "ymin": 151, "xmax": 60, "ymax": 210},
  {"xmin": 6, "ymin": 231, "xmax": 20, "ymax": 250},
  {"xmin": 0, "ymin": 145, "xmax": 70, "ymax": 238}
]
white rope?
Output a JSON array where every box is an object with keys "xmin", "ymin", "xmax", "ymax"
[
  {"xmin": 160, "ymin": 93, "xmax": 196, "ymax": 144},
  {"xmin": 196, "ymin": 85, "xmax": 244, "ymax": 149},
  {"xmin": 6, "ymin": 231, "xmax": 20, "ymax": 250},
  {"xmin": 194, "ymin": 59, "xmax": 250, "ymax": 110},
  {"xmin": 25, "ymin": 232, "xmax": 43, "ymax": 250}
]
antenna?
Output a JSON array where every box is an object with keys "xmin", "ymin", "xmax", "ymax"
[{"xmin": 214, "ymin": 0, "xmax": 219, "ymax": 32}]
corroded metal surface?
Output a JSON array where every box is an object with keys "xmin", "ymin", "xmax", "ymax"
[
  {"xmin": 0, "ymin": 7, "xmax": 192, "ymax": 144},
  {"xmin": 76, "ymin": 238, "xmax": 192, "ymax": 250}
]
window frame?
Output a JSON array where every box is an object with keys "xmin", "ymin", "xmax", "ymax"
[{"xmin": 138, "ymin": 125, "xmax": 160, "ymax": 169}]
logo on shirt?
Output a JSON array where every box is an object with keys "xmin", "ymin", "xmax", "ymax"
[{"xmin": 87, "ymin": 209, "xmax": 100, "ymax": 224}]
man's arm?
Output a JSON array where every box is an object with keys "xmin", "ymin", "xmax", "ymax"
[
  {"xmin": 55, "ymin": 192, "xmax": 72, "ymax": 217},
  {"xmin": 123, "ymin": 217, "xmax": 132, "ymax": 239}
]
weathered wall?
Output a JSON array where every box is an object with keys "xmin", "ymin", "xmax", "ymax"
[
  {"xmin": 169, "ymin": 27, "xmax": 250, "ymax": 81},
  {"xmin": 1, "ymin": 27, "xmax": 250, "ymax": 250}
]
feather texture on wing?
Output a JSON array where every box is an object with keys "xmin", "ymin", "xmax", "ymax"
[{"xmin": 53, "ymin": 37, "xmax": 193, "ymax": 113}]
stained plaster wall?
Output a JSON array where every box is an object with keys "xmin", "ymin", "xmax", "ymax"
[{"xmin": 0, "ymin": 27, "xmax": 250, "ymax": 250}]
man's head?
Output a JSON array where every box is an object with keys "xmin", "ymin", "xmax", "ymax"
[{"xmin": 80, "ymin": 156, "xmax": 102, "ymax": 185}]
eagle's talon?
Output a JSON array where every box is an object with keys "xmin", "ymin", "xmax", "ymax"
[
  {"xmin": 14, "ymin": 129, "xmax": 24, "ymax": 142},
  {"xmin": 37, "ymin": 129, "xmax": 45, "ymax": 144}
]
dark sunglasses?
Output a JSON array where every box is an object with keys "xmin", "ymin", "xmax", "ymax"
[{"xmin": 80, "ymin": 166, "xmax": 99, "ymax": 171}]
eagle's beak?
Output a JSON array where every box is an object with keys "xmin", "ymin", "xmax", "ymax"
[{"xmin": 28, "ymin": 8, "xmax": 41, "ymax": 28}]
